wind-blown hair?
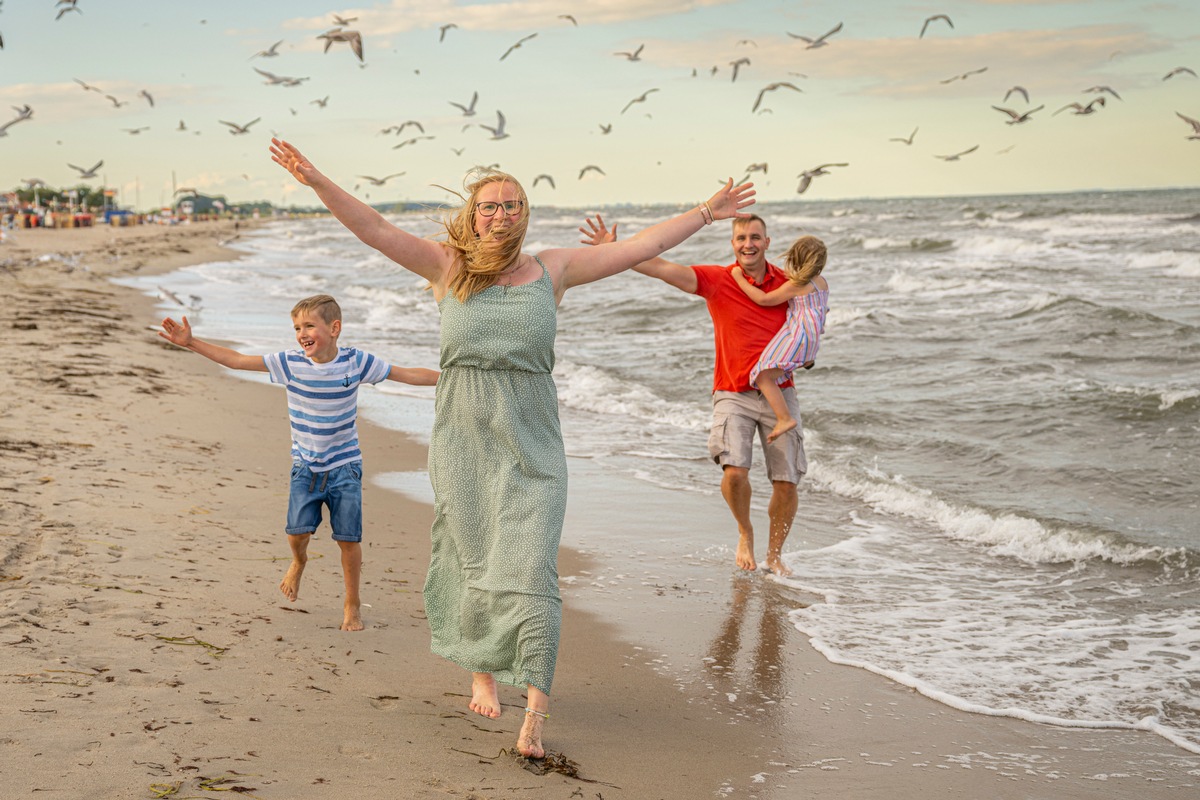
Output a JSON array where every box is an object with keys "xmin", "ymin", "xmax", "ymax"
[
  {"xmin": 783, "ymin": 235, "xmax": 827, "ymax": 286},
  {"xmin": 441, "ymin": 168, "xmax": 530, "ymax": 303}
]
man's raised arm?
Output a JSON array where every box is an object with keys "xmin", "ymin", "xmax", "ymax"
[{"xmin": 578, "ymin": 214, "xmax": 698, "ymax": 294}]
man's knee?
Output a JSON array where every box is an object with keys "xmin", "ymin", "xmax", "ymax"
[{"xmin": 723, "ymin": 465, "xmax": 751, "ymax": 487}]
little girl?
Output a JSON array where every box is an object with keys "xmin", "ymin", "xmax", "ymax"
[{"xmin": 731, "ymin": 235, "xmax": 829, "ymax": 444}]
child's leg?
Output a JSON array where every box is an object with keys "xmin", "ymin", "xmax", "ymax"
[
  {"xmin": 336, "ymin": 540, "xmax": 363, "ymax": 631},
  {"xmin": 280, "ymin": 532, "xmax": 311, "ymax": 602},
  {"xmin": 757, "ymin": 369, "xmax": 797, "ymax": 443}
]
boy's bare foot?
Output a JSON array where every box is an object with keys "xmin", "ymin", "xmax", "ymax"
[
  {"xmin": 517, "ymin": 708, "xmax": 547, "ymax": 758},
  {"xmin": 766, "ymin": 554, "xmax": 794, "ymax": 577},
  {"xmin": 469, "ymin": 673, "xmax": 501, "ymax": 719},
  {"xmin": 341, "ymin": 604, "xmax": 364, "ymax": 631},
  {"xmin": 279, "ymin": 560, "xmax": 305, "ymax": 601},
  {"xmin": 736, "ymin": 533, "xmax": 757, "ymax": 571},
  {"xmin": 766, "ymin": 418, "xmax": 797, "ymax": 444}
]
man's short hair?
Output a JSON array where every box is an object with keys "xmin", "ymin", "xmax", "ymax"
[
  {"xmin": 291, "ymin": 294, "xmax": 341, "ymax": 324},
  {"xmin": 732, "ymin": 214, "xmax": 767, "ymax": 236}
]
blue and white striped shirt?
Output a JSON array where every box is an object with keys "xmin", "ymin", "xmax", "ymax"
[{"xmin": 263, "ymin": 347, "xmax": 392, "ymax": 472}]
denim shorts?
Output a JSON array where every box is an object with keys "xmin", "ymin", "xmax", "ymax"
[
  {"xmin": 707, "ymin": 390, "xmax": 807, "ymax": 483},
  {"xmin": 285, "ymin": 461, "xmax": 364, "ymax": 542}
]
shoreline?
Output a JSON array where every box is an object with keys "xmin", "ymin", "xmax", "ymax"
[{"xmin": 2, "ymin": 221, "xmax": 1197, "ymax": 798}]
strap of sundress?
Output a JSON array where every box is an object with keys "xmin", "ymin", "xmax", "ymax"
[{"xmin": 532, "ymin": 254, "xmax": 548, "ymax": 276}]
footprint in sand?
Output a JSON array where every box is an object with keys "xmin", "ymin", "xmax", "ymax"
[
  {"xmin": 337, "ymin": 744, "xmax": 375, "ymax": 760},
  {"xmin": 368, "ymin": 695, "xmax": 401, "ymax": 710}
]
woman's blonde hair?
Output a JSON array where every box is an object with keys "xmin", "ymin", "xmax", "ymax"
[
  {"xmin": 783, "ymin": 235, "xmax": 827, "ymax": 286},
  {"xmin": 440, "ymin": 168, "xmax": 530, "ymax": 302}
]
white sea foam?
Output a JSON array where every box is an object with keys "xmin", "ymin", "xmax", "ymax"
[
  {"xmin": 1128, "ymin": 250, "xmax": 1200, "ymax": 277},
  {"xmin": 554, "ymin": 362, "xmax": 710, "ymax": 431}
]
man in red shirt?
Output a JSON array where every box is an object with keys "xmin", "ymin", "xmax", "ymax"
[{"xmin": 582, "ymin": 214, "xmax": 805, "ymax": 576}]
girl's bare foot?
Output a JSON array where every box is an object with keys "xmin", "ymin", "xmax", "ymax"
[
  {"xmin": 736, "ymin": 533, "xmax": 757, "ymax": 571},
  {"xmin": 469, "ymin": 673, "xmax": 501, "ymax": 719},
  {"xmin": 766, "ymin": 418, "xmax": 797, "ymax": 444},
  {"xmin": 279, "ymin": 560, "xmax": 305, "ymax": 601},
  {"xmin": 517, "ymin": 707, "xmax": 547, "ymax": 758}
]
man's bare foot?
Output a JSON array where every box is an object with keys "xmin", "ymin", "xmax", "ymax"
[
  {"xmin": 517, "ymin": 708, "xmax": 547, "ymax": 758},
  {"xmin": 469, "ymin": 673, "xmax": 501, "ymax": 719},
  {"xmin": 766, "ymin": 554, "xmax": 793, "ymax": 577},
  {"xmin": 736, "ymin": 533, "xmax": 757, "ymax": 571},
  {"xmin": 766, "ymin": 418, "xmax": 797, "ymax": 444},
  {"xmin": 279, "ymin": 560, "xmax": 305, "ymax": 601},
  {"xmin": 341, "ymin": 604, "xmax": 364, "ymax": 631}
]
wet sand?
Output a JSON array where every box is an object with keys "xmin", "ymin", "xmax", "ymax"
[{"xmin": 2, "ymin": 220, "xmax": 1196, "ymax": 798}]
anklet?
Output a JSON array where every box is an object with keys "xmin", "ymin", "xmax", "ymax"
[{"xmin": 524, "ymin": 707, "xmax": 550, "ymax": 720}]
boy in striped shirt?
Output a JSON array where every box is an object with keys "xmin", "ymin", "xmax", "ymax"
[{"xmin": 159, "ymin": 294, "xmax": 438, "ymax": 630}]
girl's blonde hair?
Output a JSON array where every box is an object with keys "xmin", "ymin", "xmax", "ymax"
[
  {"xmin": 783, "ymin": 235, "xmax": 827, "ymax": 286},
  {"xmin": 440, "ymin": 168, "xmax": 530, "ymax": 302}
]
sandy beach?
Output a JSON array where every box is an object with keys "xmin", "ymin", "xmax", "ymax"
[{"xmin": 3, "ymin": 221, "xmax": 1197, "ymax": 799}]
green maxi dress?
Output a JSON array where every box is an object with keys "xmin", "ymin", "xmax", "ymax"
[{"xmin": 424, "ymin": 258, "xmax": 567, "ymax": 695}]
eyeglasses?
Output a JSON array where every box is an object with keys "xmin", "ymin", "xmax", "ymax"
[{"xmin": 475, "ymin": 200, "xmax": 524, "ymax": 217}]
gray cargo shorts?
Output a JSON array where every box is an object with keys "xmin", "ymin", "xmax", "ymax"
[{"xmin": 707, "ymin": 389, "xmax": 806, "ymax": 484}]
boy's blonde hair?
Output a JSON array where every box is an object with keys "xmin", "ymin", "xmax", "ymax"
[
  {"xmin": 783, "ymin": 236, "xmax": 827, "ymax": 286},
  {"xmin": 291, "ymin": 294, "xmax": 342, "ymax": 324},
  {"xmin": 440, "ymin": 168, "xmax": 530, "ymax": 303}
]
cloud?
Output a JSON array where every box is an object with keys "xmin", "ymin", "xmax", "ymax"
[{"xmin": 283, "ymin": 0, "xmax": 735, "ymax": 34}]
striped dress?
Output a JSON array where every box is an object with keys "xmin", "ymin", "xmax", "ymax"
[
  {"xmin": 263, "ymin": 347, "xmax": 392, "ymax": 471},
  {"xmin": 749, "ymin": 285, "xmax": 829, "ymax": 388}
]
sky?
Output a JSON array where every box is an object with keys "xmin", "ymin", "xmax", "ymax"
[{"xmin": 1, "ymin": 0, "xmax": 1197, "ymax": 209}]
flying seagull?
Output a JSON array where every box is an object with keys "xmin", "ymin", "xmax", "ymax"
[
  {"xmin": 729, "ymin": 57, "xmax": 750, "ymax": 83},
  {"xmin": 787, "ymin": 22, "xmax": 842, "ymax": 49},
  {"xmin": 933, "ymin": 145, "xmax": 978, "ymax": 161},
  {"xmin": 252, "ymin": 40, "xmax": 283, "ymax": 58},
  {"xmin": 74, "ymin": 78, "xmax": 102, "ymax": 92},
  {"xmin": 311, "ymin": 96, "xmax": 330, "ymax": 108},
  {"xmin": 438, "ymin": 23, "xmax": 457, "ymax": 42},
  {"xmin": 599, "ymin": 123, "xmax": 612, "ymax": 134},
  {"xmin": 138, "ymin": 89, "xmax": 154, "ymax": 107},
  {"xmin": 1163, "ymin": 66, "xmax": 1196, "ymax": 81},
  {"xmin": 0, "ymin": 116, "xmax": 30, "ymax": 137},
  {"xmin": 614, "ymin": 44, "xmax": 644, "ymax": 61},
  {"xmin": 318, "ymin": 28, "xmax": 364, "ymax": 62},
  {"xmin": 1084, "ymin": 85, "xmax": 1122, "ymax": 101},
  {"xmin": 56, "ymin": 4, "xmax": 81, "ymax": 21},
  {"xmin": 752, "ymin": 81, "xmax": 802, "ymax": 113},
  {"xmin": 579, "ymin": 165, "xmax": 605, "ymax": 180},
  {"xmin": 219, "ymin": 117, "xmax": 261, "ymax": 135},
  {"xmin": 992, "ymin": 105, "xmax": 1044, "ymax": 125},
  {"xmin": 940, "ymin": 67, "xmax": 988, "ymax": 84},
  {"xmin": 357, "ymin": 173, "xmax": 405, "ymax": 186},
  {"xmin": 1176, "ymin": 112, "xmax": 1200, "ymax": 140},
  {"xmin": 104, "ymin": 95, "xmax": 128, "ymax": 108},
  {"xmin": 500, "ymin": 32, "xmax": 536, "ymax": 61},
  {"xmin": 392, "ymin": 135, "xmax": 435, "ymax": 149},
  {"xmin": 450, "ymin": 91, "xmax": 479, "ymax": 116},
  {"xmin": 479, "ymin": 110, "xmax": 509, "ymax": 139},
  {"xmin": 796, "ymin": 162, "xmax": 847, "ymax": 193},
  {"xmin": 533, "ymin": 174, "xmax": 556, "ymax": 189},
  {"xmin": 123, "ymin": 127, "xmax": 150, "ymax": 135},
  {"xmin": 253, "ymin": 67, "xmax": 308, "ymax": 86},
  {"xmin": 68, "ymin": 160, "xmax": 104, "ymax": 179},
  {"xmin": 331, "ymin": 14, "xmax": 357, "ymax": 26},
  {"xmin": 621, "ymin": 88, "xmax": 659, "ymax": 114},
  {"xmin": 1053, "ymin": 98, "xmax": 1105, "ymax": 116},
  {"xmin": 919, "ymin": 15, "xmax": 953, "ymax": 38},
  {"xmin": 1004, "ymin": 86, "xmax": 1030, "ymax": 104},
  {"xmin": 889, "ymin": 127, "xmax": 918, "ymax": 144}
]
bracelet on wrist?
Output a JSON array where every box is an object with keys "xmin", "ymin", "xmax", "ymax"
[{"xmin": 698, "ymin": 203, "xmax": 713, "ymax": 225}]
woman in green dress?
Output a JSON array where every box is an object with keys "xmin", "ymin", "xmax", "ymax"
[{"xmin": 270, "ymin": 137, "xmax": 755, "ymax": 758}]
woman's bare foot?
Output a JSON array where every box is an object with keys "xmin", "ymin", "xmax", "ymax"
[
  {"xmin": 517, "ymin": 708, "xmax": 547, "ymax": 758},
  {"xmin": 736, "ymin": 533, "xmax": 757, "ymax": 571},
  {"xmin": 469, "ymin": 673, "xmax": 501, "ymax": 719},
  {"xmin": 766, "ymin": 417, "xmax": 797, "ymax": 444},
  {"xmin": 279, "ymin": 560, "xmax": 305, "ymax": 601},
  {"xmin": 341, "ymin": 603, "xmax": 364, "ymax": 631}
]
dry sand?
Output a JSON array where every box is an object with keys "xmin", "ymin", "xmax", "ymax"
[{"xmin": 2, "ymin": 221, "xmax": 1197, "ymax": 799}]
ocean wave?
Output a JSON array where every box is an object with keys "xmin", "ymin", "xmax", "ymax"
[
  {"xmin": 838, "ymin": 235, "xmax": 955, "ymax": 252},
  {"xmin": 1128, "ymin": 249, "xmax": 1200, "ymax": 277},
  {"xmin": 1073, "ymin": 381, "xmax": 1200, "ymax": 413},
  {"xmin": 555, "ymin": 362, "xmax": 710, "ymax": 432}
]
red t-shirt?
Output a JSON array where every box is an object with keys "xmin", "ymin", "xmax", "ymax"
[{"xmin": 693, "ymin": 263, "xmax": 793, "ymax": 393}]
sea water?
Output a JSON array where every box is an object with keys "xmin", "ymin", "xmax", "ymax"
[{"xmin": 122, "ymin": 187, "xmax": 1200, "ymax": 755}]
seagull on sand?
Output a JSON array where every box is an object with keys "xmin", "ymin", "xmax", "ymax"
[
  {"xmin": 1053, "ymin": 98, "xmax": 1105, "ymax": 116},
  {"xmin": 1004, "ymin": 86, "xmax": 1029, "ymax": 104},
  {"xmin": 1176, "ymin": 112, "xmax": 1200, "ymax": 140},
  {"xmin": 992, "ymin": 105, "xmax": 1044, "ymax": 125},
  {"xmin": 621, "ymin": 88, "xmax": 659, "ymax": 114},
  {"xmin": 219, "ymin": 118, "xmax": 260, "ymax": 135},
  {"xmin": 890, "ymin": 126, "xmax": 918, "ymax": 144},
  {"xmin": 68, "ymin": 160, "xmax": 104, "ymax": 179},
  {"xmin": 940, "ymin": 67, "xmax": 988, "ymax": 84},
  {"xmin": 796, "ymin": 163, "xmax": 847, "ymax": 194},
  {"xmin": 138, "ymin": 89, "xmax": 154, "ymax": 107},
  {"xmin": 1084, "ymin": 85, "xmax": 1121, "ymax": 101},
  {"xmin": 919, "ymin": 15, "xmax": 953, "ymax": 38},
  {"xmin": 578, "ymin": 165, "xmax": 605, "ymax": 180},
  {"xmin": 450, "ymin": 91, "xmax": 479, "ymax": 116},
  {"xmin": 533, "ymin": 174, "xmax": 556, "ymax": 189},
  {"xmin": 729, "ymin": 57, "xmax": 750, "ymax": 82},
  {"xmin": 438, "ymin": 24, "xmax": 457, "ymax": 42},
  {"xmin": 357, "ymin": 173, "xmax": 405, "ymax": 186},
  {"xmin": 318, "ymin": 28, "xmax": 364, "ymax": 62},
  {"xmin": 933, "ymin": 145, "xmax": 978, "ymax": 161},
  {"xmin": 1164, "ymin": 67, "xmax": 1196, "ymax": 81},
  {"xmin": 752, "ymin": 82, "xmax": 802, "ymax": 113},
  {"xmin": 614, "ymin": 44, "xmax": 644, "ymax": 61},
  {"xmin": 252, "ymin": 40, "xmax": 283, "ymax": 58},
  {"xmin": 479, "ymin": 110, "xmax": 509, "ymax": 140},
  {"xmin": 787, "ymin": 22, "xmax": 842, "ymax": 49},
  {"xmin": 500, "ymin": 33, "xmax": 536, "ymax": 61}
]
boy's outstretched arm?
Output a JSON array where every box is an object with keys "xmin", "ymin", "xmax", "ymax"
[
  {"xmin": 159, "ymin": 316, "xmax": 268, "ymax": 372},
  {"xmin": 387, "ymin": 366, "xmax": 439, "ymax": 385}
]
